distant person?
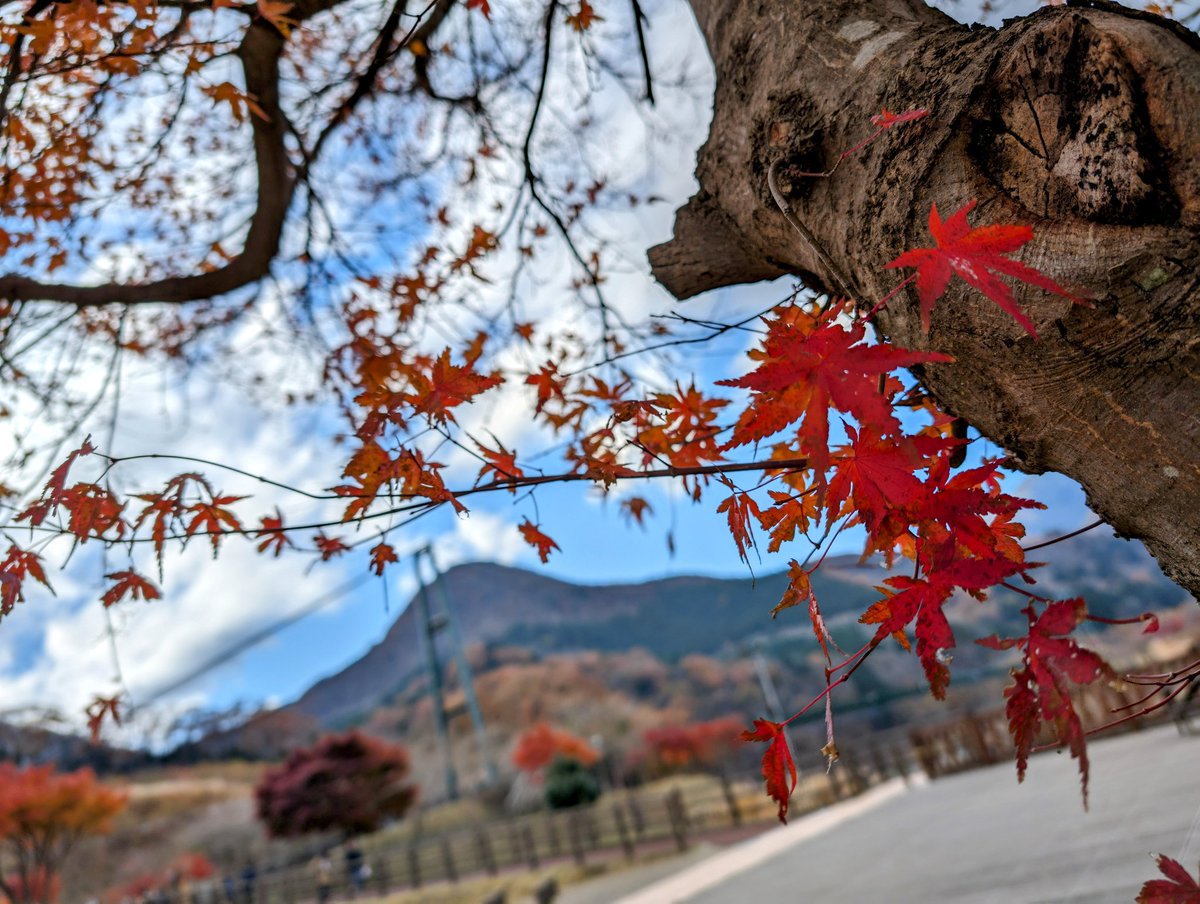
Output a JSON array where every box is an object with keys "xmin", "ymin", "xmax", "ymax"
[
  {"xmin": 239, "ymin": 861, "xmax": 257, "ymax": 904},
  {"xmin": 222, "ymin": 875, "xmax": 236, "ymax": 904},
  {"xmin": 344, "ymin": 843, "xmax": 365, "ymax": 897},
  {"xmin": 312, "ymin": 854, "xmax": 333, "ymax": 904}
]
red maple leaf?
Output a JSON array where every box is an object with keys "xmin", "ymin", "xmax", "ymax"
[
  {"xmin": 369, "ymin": 541, "xmax": 398, "ymax": 576},
  {"xmin": 914, "ymin": 457, "xmax": 1043, "ymax": 564},
  {"xmin": 885, "ymin": 200, "xmax": 1083, "ymax": 337},
  {"xmin": 134, "ymin": 491, "xmax": 182, "ymax": 567},
  {"xmin": 85, "ymin": 695, "xmax": 123, "ymax": 743},
  {"xmin": 314, "ymin": 533, "xmax": 349, "ymax": 560},
  {"xmin": 255, "ymin": 510, "xmax": 293, "ymax": 557},
  {"xmin": 977, "ymin": 598, "xmax": 1113, "ymax": 802},
  {"xmin": 1138, "ymin": 855, "xmax": 1200, "ymax": 904},
  {"xmin": 862, "ymin": 546, "xmax": 1029, "ymax": 699},
  {"xmin": 718, "ymin": 305, "xmax": 949, "ymax": 479},
  {"xmin": 825, "ymin": 426, "xmax": 925, "ymax": 534},
  {"xmin": 17, "ymin": 438, "xmax": 98, "ymax": 527},
  {"xmin": 518, "ymin": 518, "xmax": 560, "ymax": 563},
  {"xmin": 466, "ymin": 0, "xmax": 490, "ymax": 17},
  {"xmin": 60, "ymin": 483, "xmax": 126, "ymax": 543},
  {"xmin": 185, "ymin": 494, "xmax": 245, "ymax": 555},
  {"xmin": 741, "ymin": 718, "xmax": 797, "ymax": 823},
  {"xmin": 101, "ymin": 570, "xmax": 161, "ymax": 608},
  {"xmin": 0, "ymin": 545, "xmax": 53, "ymax": 617}
]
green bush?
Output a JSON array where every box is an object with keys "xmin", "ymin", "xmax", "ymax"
[{"xmin": 543, "ymin": 757, "xmax": 600, "ymax": 810}]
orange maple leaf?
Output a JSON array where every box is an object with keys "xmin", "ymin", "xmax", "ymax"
[
  {"xmin": 715, "ymin": 479, "xmax": 760, "ymax": 564},
  {"xmin": 203, "ymin": 83, "xmax": 269, "ymax": 124},
  {"xmin": 477, "ymin": 440, "xmax": 524, "ymax": 490},
  {"xmin": 566, "ymin": 0, "xmax": 602, "ymax": 31},
  {"xmin": 518, "ymin": 519, "xmax": 559, "ymax": 563},
  {"xmin": 620, "ymin": 496, "xmax": 652, "ymax": 528},
  {"xmin": 369, "ymin": 541, "xmax": 398, "ymax": 576},
  {"xmin": 256, "ymin": 0, "xmax": 296, "ymax": 35},
  {"xmin": 408, "ymin": 348, "xmax": 502, "ymax": 425},
  {"xmin": 525, "ymin": 363, "xmax": 566, "ymax": 414}
]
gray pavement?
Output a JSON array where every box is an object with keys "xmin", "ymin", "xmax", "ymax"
[
  {"xmin": 547, "ymin": 844, "xmax": 723, "ymax": 904},
  {"xmin": 678, "ymin": 725, "xmax": 1200, "ymax": 903}
]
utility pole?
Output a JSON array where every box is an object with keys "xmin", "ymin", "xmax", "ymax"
[
  {"xmin": 421, "ymin": 546, "xmax": 499, "ymax": 786},
  {"xmin": 411, "ymin": 547, "xmax": 498, "ymax": 800},
  {"xmin": 413, "ymin": 556, "xmax": 458, "ymax": 800}
]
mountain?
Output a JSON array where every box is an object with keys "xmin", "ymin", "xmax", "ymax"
[
  {"xmin": 291, "ymin": 526, "xmax": 1193, "ymax": 731},
  {"xmin": 290, "ymin": 556, "xmax": 887, "ymax": 728}
]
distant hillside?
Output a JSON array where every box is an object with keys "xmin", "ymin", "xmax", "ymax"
[
  {"xmin": 291, "ymin": 528, "xmax": 1194, "ymax": 731},
  {"xmin": 290, "ymin": 557, "xmax": 887, "ymax": 728}
]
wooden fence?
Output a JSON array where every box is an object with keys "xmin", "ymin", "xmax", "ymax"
[{"xmin": 172, "ymin": 744, "xmax": 913, "ymax": 904}]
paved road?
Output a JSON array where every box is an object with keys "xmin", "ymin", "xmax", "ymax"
[{"xmin": 628, "ymin": 725, "xmax": 1200, "ymax": 903}]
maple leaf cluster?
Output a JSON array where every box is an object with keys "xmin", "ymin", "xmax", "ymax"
[{"xmin": 977, "ymin": 599, "xmax": 1113, "ymax": 801}]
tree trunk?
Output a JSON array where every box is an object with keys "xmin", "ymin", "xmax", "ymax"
[{"xmin": 651, "ymin": 0, "xmax": 1200, "ymax": 597}]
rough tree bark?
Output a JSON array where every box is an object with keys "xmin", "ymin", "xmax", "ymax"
[{"xmin": 651, "ymin": 0, "xmax": 1200, "ymax": 597}]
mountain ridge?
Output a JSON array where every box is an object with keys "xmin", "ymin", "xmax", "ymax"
[
  {"xmin": 289, "ymin": 528, "xmax": 1193, "ymax": 730},
  {"xmin": 290, "ymin": 557, "xmax": 885, "ymax": 727}
]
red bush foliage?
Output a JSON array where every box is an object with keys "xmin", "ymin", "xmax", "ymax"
[
  {"xmin": 254, "ymin": 731, "xmax": 417, "ymax": 838},
  {"xmin": 642, "ymin": 716, "xmax": 742, "ymax": 770}
]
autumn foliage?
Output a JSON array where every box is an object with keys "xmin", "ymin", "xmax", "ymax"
[
  {"xmin": 2, "ymin": 107, "xmax": 1144, "ymax": 831},
  {"xmin": 511, "ymin": 722, "xmax": 599, "ymax": 774},
  {"xmin": 640, "ymin": 717, "xmax": 742, "ymax": 771},
  {"xmin": 0, "ymin": 764, "xmax": 126, "ymax": 904},
  {"xmin": 254, "ymin": 731, "xmax": 417, "ymax": 838},
  {"xmin": 0, "ymin": 0, "xmax": 1189, "ymax": 882}
]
